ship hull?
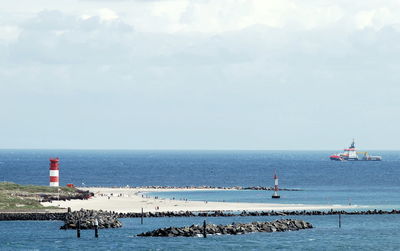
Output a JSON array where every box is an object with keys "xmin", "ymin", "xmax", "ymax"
[
  {"xmin": 330, "ymin": 155, "xmax": 343, "ymax": 161},
  {"xmin": 330, "ymin": 157, "xmax": 382, "ymax": 161}
]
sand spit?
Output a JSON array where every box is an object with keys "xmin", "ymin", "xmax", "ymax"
[{"xmin": 41, "ymin": 187, "xmax": 362, "ymax": 213}]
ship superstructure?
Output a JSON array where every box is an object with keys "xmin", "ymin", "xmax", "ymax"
[{"xmin": 329, "ymin": 140, "xmax": 382, "ymax": 161}]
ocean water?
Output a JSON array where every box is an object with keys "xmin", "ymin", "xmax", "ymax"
[
  {"xmin": 148, "ymin": 188, "xmax": 400, "ymax": 210},
  {"xmin": 0, "ymin": 150, "xmax": 399, "ymax": 250},
  {"xmin": 1, "ymin": 215, "xmax": 400, "ymax": 250},
  {"xmin": 0, "ymin": 150, "xmax": 396, "ymax": 188}
]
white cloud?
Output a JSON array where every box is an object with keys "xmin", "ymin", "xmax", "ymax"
[
  {"xmin": 1, "ymin": 1, "xmax": 400, "ymax": 149},
  {"xmin": 355, "ymin": 8, "xmax": 398, "ymax": 30},
  {"xmin": 80, "ymin": 8, "xmax": 119, "ymax": 22},
  {"xmin": 0, "ymin": 25, "xmax": 21, "ymax": 43},
  {"xmin": 2, "ymin": 0, "xmax": 400, "ymax": 34},
  {"xmin": 97, "ymin": 8, "xmax": 119, "ymax": 21}
]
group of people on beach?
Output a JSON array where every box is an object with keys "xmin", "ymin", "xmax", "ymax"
[
  {"xmin": 93, "ymin": 190, "xmax": 214, "ymax": 211},
  {"xmin": 97, "ymin": 192, "xmax": 130, "ymax": 199}
]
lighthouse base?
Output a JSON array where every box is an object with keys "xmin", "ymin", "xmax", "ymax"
[{"xmin": 272, "ymin": 195, "xmax": 280, "ymax": 199}]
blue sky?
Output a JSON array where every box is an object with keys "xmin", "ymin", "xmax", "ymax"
[{"xmin": 0, "ymin": 0, "xmax": 399, "ymax": 150}]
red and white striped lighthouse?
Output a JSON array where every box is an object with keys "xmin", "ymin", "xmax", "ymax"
[
  {"xmin": 272, "ymin": 171, "xmax": 280, "ymax": 199},
  {"xmin": 49, "ymin": 158, "xmax": 60, "ymax": 187}
]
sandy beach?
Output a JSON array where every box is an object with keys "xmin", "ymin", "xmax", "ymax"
[{"xmin": 41, "ymin": 187, "xmax": 363, "ymax": 213}]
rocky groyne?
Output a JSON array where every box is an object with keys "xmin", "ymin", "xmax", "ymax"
[
  {"xmin": 119, "ymin": 209, "xmax": 400, "ymax": 218},
  {"xmin": 1, "ymin": 209, "xmax": 400, "ymax": 221},
  {"xmin": 0, "ymin": 212, "xmax": 66, "ymax": 221},
  {"xmin": 60, "ymin": 209, "xmax": 122, "ymax": 229},
  {"xmin": 40, "ymin": 190, "xmax": 94, "ymax": 203},
  {"xmin": 137, "ymin": 219, "xmax": 313, "ymax": 237},
  {"xmin": 128, "ymin": 185, "xmax": 302, "ymax": 191}
]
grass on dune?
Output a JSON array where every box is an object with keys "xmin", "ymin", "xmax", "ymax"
[
  {"xmin": 0, "ymin": 182, "xmax": 76, "ymax": 193},
  {"xmin": 0, "ymin": 182, "xmax": 78, "ymax": 210},
  {"xmin": 0, "ymin": 193, "xmax": 45, "ymax": 209}
]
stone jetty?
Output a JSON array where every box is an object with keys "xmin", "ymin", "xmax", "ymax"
[
  {"xmin": 0, "ymin": 212, "xmax": 65, "ymax": 221},
  {"xmin": 40, "ymin": 190, "xmax": 94, "ymax": 203},
  {"xmin": 137, "ymin": 219, "xmax": 313, "ymax": 237},
  {"xmin": 129, "ymin": 185, "xmax": 302, "ymax": 191},
  {"xmin": 118, "ymin": 209, "xmax": 400, "ymax": 218},
  {"xmin": 1, "ymin": 209, "xmax": 400, "ymax": 221},
  {"xmin": 60, "ymin": 209, "xmax": 122, "ymax": 229}
]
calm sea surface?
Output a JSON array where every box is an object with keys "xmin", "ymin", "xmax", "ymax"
[{"xmin": 0, "ymin": 150, "xmax": 399, "ymax": 250}]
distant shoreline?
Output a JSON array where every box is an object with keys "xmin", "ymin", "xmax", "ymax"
[{"xmin": 78, "ymin": 185, "xmax": 303, "ymax": 191}]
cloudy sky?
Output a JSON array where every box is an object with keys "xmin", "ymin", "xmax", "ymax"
[{"xmin": 1, "ymin": 0, "xmax": 399, "ymax": 150}]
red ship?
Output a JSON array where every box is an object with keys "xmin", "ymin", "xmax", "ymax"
[{"xmin": 330, "ymin": 140, "xmax": 382, "ymax": 161}]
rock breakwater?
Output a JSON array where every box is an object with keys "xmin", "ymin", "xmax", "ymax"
[
  {"xmin": 40, "ymin": 190, "xmax": 94, "ymax": 203},
  {"xmin": 119, "ymin": 209, "xmax": 400, "ymax": 218},
  {"xmin": 129, "ymin": 185, "xmax": 301, "ymax": 191},
  {"xmin": 0, "ymin": 212, "xmax": 65, "ymax": 221},
  {"xmin": 60, "ymin": 209, "xmax": 122, "ymax": 229},
  {"xmin": 137, "ymin": 219, "xmax": 313, "ymax": 237},
  {"xmin": 1, "ymin": 209, "xmax": 400, "ymax": 221}
]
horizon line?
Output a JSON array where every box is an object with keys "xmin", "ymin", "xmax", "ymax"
[{"xmin": 0, "ymin": 148, "xmax": 396, "ymax": 151}]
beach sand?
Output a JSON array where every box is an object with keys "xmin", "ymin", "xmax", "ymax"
[{"xmin": 41, "ymin": 187, "xmax": 362, "ymax": 213}]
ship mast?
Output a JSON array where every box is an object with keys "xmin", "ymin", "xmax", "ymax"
[{"xmin": 350, "ymin": 139, "xmax": 355, "ymax": 149}]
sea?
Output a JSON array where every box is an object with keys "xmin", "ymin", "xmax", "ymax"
[{"xmin": 0, "ymin": 149, "xmax": 399, "ymax": 250}]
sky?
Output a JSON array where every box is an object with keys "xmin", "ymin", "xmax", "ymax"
[{"xmin": 0, "ymin": 0, "xmax": 399, "ymax": 150}]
